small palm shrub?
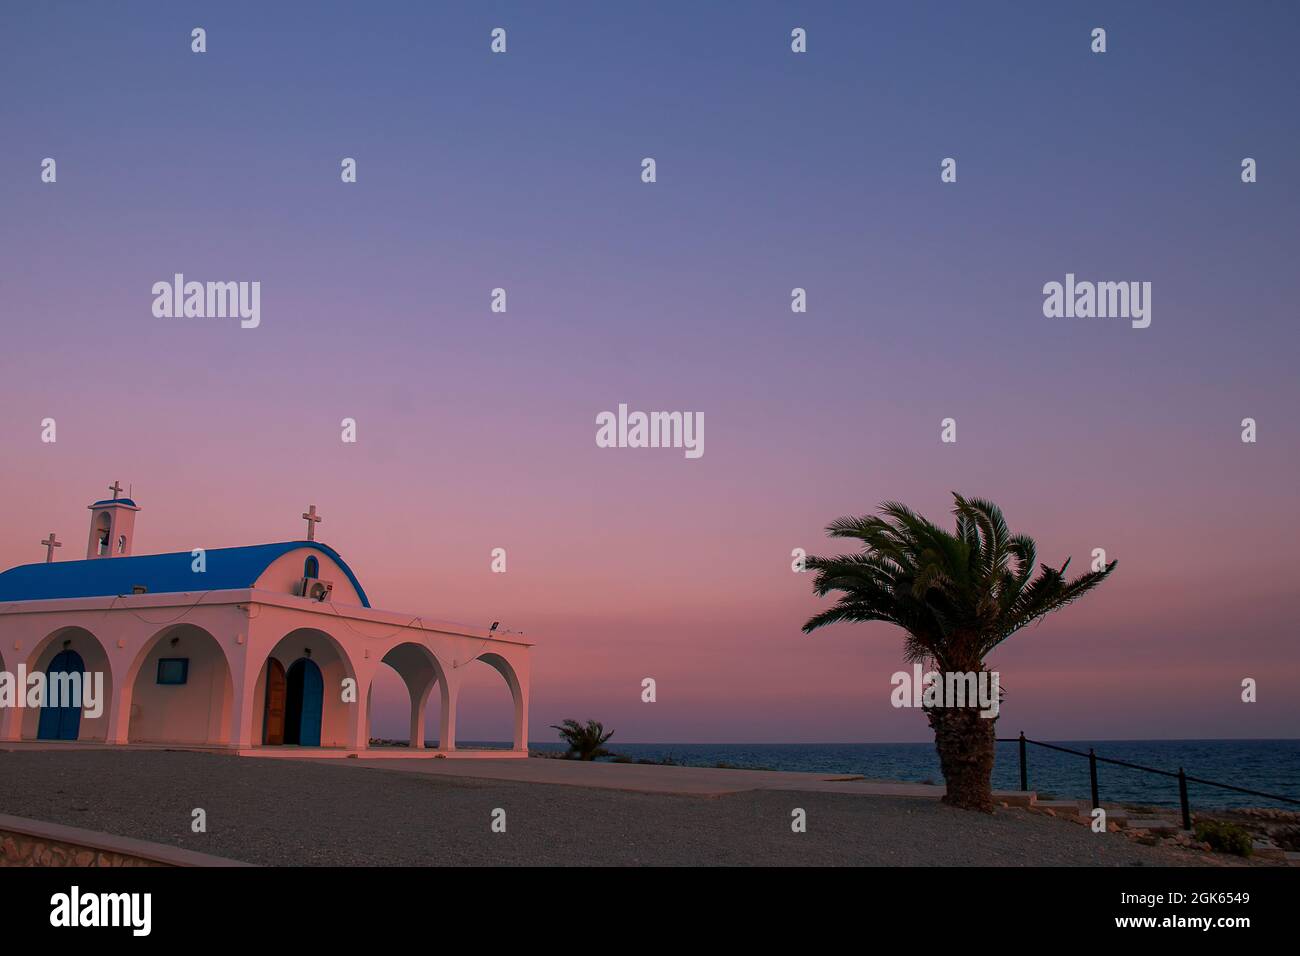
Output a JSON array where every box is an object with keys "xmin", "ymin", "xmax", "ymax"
[{"xmin": 551, "ymin": 718, "xmax": 614, "ymax": 760}]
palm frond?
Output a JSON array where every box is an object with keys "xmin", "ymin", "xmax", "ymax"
[{"xmin": 803, "ymin": 494, "xmax": 1116, "ymax": 671}]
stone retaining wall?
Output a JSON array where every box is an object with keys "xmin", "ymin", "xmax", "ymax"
[
  {"xmin": 0, "ymin": 812, "xmax": 251, "ymax": 867},
  {"xmin": 1, "ymin": 828, "xmax": 161, "ymax": 867}
]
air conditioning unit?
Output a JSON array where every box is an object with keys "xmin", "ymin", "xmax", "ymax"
[{"xmin": 299, "ymin": 577, "xmax": 334, "ymax": 602}]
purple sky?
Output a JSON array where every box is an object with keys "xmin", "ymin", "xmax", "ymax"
[{"xmin": 1, "ymin": 2, "xmax": 1297, "ymax": 741}]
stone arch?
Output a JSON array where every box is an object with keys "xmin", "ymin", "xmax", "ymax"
[
  {"xmin": 122, "ymin": 623, "xmax": 235, "ymax": 745},
  {"xmin": 22, "ymin": 626, "xmax": 115, "ymax": 742},
  {"xmin": 254, "ymin": 627, "xmax": 357, "ymax": 748},
  {"xmin": 468, "ymin": 652, "xmax": 526, "ymax": 751},
  {"xmin": 366, "ymin": 641, "xmax": 450, "ymax": 750}
]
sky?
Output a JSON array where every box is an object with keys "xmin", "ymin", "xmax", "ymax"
[{"xmin": 1, "ymin": 1, "xmax": 1297, "ymax": 743}]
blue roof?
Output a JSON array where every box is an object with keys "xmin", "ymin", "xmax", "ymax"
[
  {"xmin": 0, "ymin": 542, "xmax": 370, "ymax": 607},
  {"xmin": 90, "ymin": 498, "xmax": 138, "ymax": 507}
]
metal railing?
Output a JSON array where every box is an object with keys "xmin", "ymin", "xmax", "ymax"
[{"xmin": 998, "ymin": 732, "xmax": 1300, "ymax": 830}]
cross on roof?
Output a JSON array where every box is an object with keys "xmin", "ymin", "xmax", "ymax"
[
  {"xmin": 41, "ymin": 532, "xmax": 62, "ymax": 563},
  {"xmin": 301, "ymin": 504, "xmax": 322, "ymax": 541},
  {"xmin": 108, "ymin": 480, "xmax": 123, "ymax": 499}
]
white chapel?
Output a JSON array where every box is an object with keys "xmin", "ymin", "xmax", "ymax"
[{"xmin": 0, "ymin": 487, "xmax": 531, "ymax": 755}]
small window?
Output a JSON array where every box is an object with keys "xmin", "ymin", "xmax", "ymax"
[
  {"xmin": 157, "ymin": 658, "xmax": 189, "ymax": 685},
  {"xmin": 304, "ymin": 556, "xmax": 319, "ymax": 578}
]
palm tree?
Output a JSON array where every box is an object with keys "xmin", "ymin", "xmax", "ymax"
[
  {"xmin": 552, "ymin": 718, "xmax": 615, "ymax": 761},
  {"xmin": 802, "ymin": 494, "xmax": 1115, "ymax": 811}
]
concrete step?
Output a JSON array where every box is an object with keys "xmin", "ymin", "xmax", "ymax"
[
  {"xmin": 1093, "ymin": 807, "xmax": 1130, "ymax": 827},
  {"xmin": 1126, "ymin": 816, "xmax": 1183, "ymax": 833},
  {"xmin": 1033, "ymin": 800, "xmax": 1143, "ymax": 829},
  {"xmin": 1034, "ymin": 799, "xmax": 1086, "ymax": 820},
  {"xmin": 1251, "ymin": 841, "xmax": 1287, "ymax": 861},
  {"xmin": 992, "ymin": 790, "xmax": 1036, "ymax": 808}
]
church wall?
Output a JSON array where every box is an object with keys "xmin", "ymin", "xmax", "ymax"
[
  {"xmin": 252, "ymin": 549, "xmax": 363, "ymax": 606},
  {"xmin": 1, "ymin": 603, "xmax": 247, "ymax": 746},
  {"xmin": 251, "ymin": 659, "xmax": 267, "ymax": 743},
  {"xmin": 128, "ymin": 630, "xmax": 231, "ymax": 744},
  {"xmin": 0, "ymin": 593, "xmax": 530, "ymax": 754},
  {"xmin": 318, "ymin": 654, "xmax": 351, "ymax": 747}
]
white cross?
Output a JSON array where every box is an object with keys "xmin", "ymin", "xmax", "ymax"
[
  {"xmin": 301, "ymin": 504, "xmax": 322, "ymax": 541},
  {"xmin": 41, "ymin": 533, "xmax": 62, "ymax": 563},
  {"xmin": 108, "ymin": 480, "xmax": 123, "ymax": 499}
]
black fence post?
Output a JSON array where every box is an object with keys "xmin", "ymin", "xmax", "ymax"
[
  {"xmin": 1088, "ymin": 748, "xmax": 1100, "ymax": 810},
  {"xmin": 1018, "ymin": 732, "xmax": 1028, "ymax": 791},
  {"xmin": 1178, "ymin": 768, "xmax": 1192, "ymax": 831}
]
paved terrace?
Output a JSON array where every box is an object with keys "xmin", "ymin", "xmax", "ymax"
[
  {"xmin": 349, "ymin": 754, "xmax": 949, "ymax": 796},
  {"xmin": 0, "ymin": 748, "xmax": 1239, "ymax": 866}
]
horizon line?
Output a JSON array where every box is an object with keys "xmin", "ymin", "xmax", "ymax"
[{"xmin": 444, "ymin": 736, "xmax": 1300, "ymax": 747}]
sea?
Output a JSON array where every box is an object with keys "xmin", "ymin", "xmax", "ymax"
[{"xmin": 498, "ymin": 739, "xmax": 1300, "ymax": 810}]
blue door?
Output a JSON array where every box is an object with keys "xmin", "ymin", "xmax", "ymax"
[
  {"xmin": 37, "ymin": 649, "xmax": 85, "ymax": 741},
  {"xmin": 286, "ymin": 658, "xmax": 324, "ymax": 746}
]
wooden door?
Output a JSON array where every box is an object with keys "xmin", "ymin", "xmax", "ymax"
[{"xmin": 263, "ymin": 658, "xmax": 286, "ymax": 745}]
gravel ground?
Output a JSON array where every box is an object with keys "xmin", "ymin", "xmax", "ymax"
[{"xmin": 0, "ymin": 750, "xmax": 1232, "ymax": 866}]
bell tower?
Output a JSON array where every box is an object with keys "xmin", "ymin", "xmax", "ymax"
[{"xmin": 86, "ymin": 482, "xmax": 141, "ymax": 559}]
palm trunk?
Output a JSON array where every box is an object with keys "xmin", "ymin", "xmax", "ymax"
[{"xmin": 927, "ymin": 702, "xmax": 997, "ymax": 812}]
